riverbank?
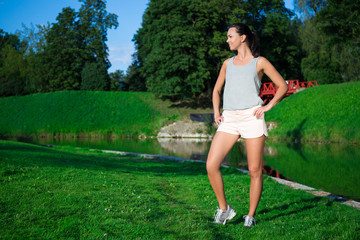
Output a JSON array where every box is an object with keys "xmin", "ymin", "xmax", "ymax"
[
  {"xmin": 0, "ymin": 81, "xmax": 359, "ymax": 143},
  {"xmin": 1, "ymin": 140, "xmax": 359, "ymax": 239}
]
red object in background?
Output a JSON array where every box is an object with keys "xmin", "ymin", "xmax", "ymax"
[{"xmin": 259, "ymin": 80, "xmax": 318, "ymax": 103}]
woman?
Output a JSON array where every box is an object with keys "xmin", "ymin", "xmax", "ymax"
[{"xmin": 206, "ymin": 23, "xmax": 288, "ymax": 227}]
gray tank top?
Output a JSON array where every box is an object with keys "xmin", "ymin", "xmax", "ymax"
[{"xmin": 223, "ymin": 57, "xmax": 263, "ymax": 110}]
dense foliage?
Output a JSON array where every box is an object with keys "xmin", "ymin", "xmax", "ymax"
[
  {"xmin": 0, "ymin": 0, "xmax": 118, "ymax": 97},
  {"xmin": 0, "ymin": 30, "xmax": 27, "ymax": 96},
  {"xmin": 131, "ymin": 0, "xmax": 302, "ymax": 99},
  {"xmin": 0, "ymin": 0, "xmax": 359, "ymax": 99},
  {"xmin": 299, "ymin": 0, "xmax": 360, "ymax": 83}
]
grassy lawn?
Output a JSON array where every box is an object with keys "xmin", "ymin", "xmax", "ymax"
[{"xmin": 1, "ymin": 140, "xmax": 359, "ymax": 239}]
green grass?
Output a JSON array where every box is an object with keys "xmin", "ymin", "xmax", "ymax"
[
  {"xmin": 0, "ymin": 91, "xmax": 211, "ymax": 137},
  {"xmin": 1, "ymin": 82, "xmax": 360, "ymax": 142},
  {"xmin": 1, "ymin": 140, "xmax": 359, "ymax": 239},
  {"xmin": 266, "ymin": 81, "xmax": 360, "ymax": 143}
]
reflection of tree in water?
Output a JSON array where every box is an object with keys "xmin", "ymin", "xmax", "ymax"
[
  {"xmin": 226, "ymin": 141, "xmax": 277, "ymax": 169},
  {"xmin": 264, "ymin": 142, "xmax": 360, "ymax": 201},
  {"xmin": 225, "ymin": 141, "xmax": 248, "ymax": 168},
  {"xmin": 157, "ymin": 138, "xmax": 209, "ymax": 160}
]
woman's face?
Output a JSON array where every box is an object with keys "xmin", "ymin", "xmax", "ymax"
[{"xmin": 227, "ymin": 27, "xmax": 243, "ymax": 51}]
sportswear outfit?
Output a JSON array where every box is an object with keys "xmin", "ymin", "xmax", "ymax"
[
  {"xmin": 213, "ymin": 57, "xmax": 267, "ymax": 226},
  {"xmin": 217, "ymin": 57, "xmax": 268, "ymax": 138}
]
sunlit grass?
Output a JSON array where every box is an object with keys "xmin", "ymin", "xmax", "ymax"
[
  {"xmin": 0, "ymin": 91, "xmax": 211, "ymax": 137},
  {"xmin": 266, "ymin": 81, "xmax": 360, "ymax": 143},
  {"xmin": 1, "ymin": 140, "xmax": 359, "ymax": 239}
]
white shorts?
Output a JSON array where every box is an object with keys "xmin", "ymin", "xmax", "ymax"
[{"xmin": 217, "ymin": 105, "xmax": 268, "ymax": 138}]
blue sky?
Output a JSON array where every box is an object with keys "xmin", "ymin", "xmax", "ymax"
[{"xmin": 0, "ymin": 0, "xmax": 294, "ymax": 73}]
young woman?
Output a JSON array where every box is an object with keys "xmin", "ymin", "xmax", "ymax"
[{"xmin": 206, "ymin": 23, "xmax": 288, "ymax": 227}]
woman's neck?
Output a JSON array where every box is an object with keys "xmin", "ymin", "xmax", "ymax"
[{"xmin": 235, "ymin": 46, "xmax": 253, "ymax": 60}]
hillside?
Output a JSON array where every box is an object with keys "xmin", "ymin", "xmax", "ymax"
[
  {"xmin": 0, "ymin": 91, "xmax": 210, "ymax": 137},
  {"xmin": 0, "ymin": 82, "xmax": 359, "ymax": 143},
  {"xmin": 266, "ymin": 81, "xmax": 360, "ymax": 143}
]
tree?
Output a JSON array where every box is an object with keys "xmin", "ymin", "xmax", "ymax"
[
  {"xmin": 77, "ymin": 0, "xmax": 118, "ymax": 69},
  {"xmin": 16, "ymin": 23, "xmax": 51, "ymax": 93},
  {"xmin": 294, "ymin": 0, "xmax": 327, "ymax": 19},
  {"xmin": 109, "ymin": 69, "xmax": 127, "ymax": 91},
  {"xmin": 81, "ymin": 62, "xmax": 110, "ymax": 90},
  {"xmin": 299, "ymin": 0, "xmax": 359, "ymax": 83},
  {"xmin": 40, "ymin": 7, "xmax": 83, "ymax": 91},
  {"xmin": 131, "ymin": 0, "xmax": 302, "ymax": 99},
  {"xmin": 38, "ymin": 0, "xmax": 118, "ymax": 92},
  {"xmin": 316, "ymin": 0, "xmax": 359, "ymax": 82},
  {"xmin": 0, "ymin": 30, "xmax": 27, "ymax": 96},
  {"xmin": 299, "ymin": 20, "xmax": 341, "ymax": 83},
  {"xmin": 0, "ymin": 45, "xmax": 26, "ymax": 96},
  {"xmin": 125, "ymin": 55, "xmax": 146, "ymax": 91}
]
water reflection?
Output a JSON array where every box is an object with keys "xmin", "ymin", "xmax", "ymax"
[
  {"xmin": 3, "ymin": 136, "xmax": 360, "ymax": 201},
  {"xmin": 264, "ymin": 141, "xmax": 360, "ymax": 201}
]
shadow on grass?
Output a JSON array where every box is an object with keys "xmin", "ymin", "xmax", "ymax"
[
  {"xmin": 167, "ymin": 94, "xmax": 213, "ymax": 109},
  {"xmin": 257, "ymin": 196, "xmax": 325, "ymax": 222},
  {"xmin": 0, "ymin": 141, "xmax": 210, "ymax": 176}
]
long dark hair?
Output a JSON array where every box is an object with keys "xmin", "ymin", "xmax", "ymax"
[{"xmin": 229, "ymin": 23, "xmax": 260, "ymax": 57}]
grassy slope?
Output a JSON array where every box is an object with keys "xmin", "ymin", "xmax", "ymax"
[
  {"xmin": 0, "ymin": 82, "xmax": 359, "ymax": 142},
  {"xmin": 1, "ymin": 140, "xmax": 359, "ymax": 239},
  {"xmin": 0, "ymin": 91, "xmax": 211, "ymax": 137},
  {"xmin": 266, "ymin": 81, "xmax": 360, "ymax": 143}
]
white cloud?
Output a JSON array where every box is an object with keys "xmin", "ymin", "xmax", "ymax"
[{"xmin": 108, "ymin": 44, "xmax": 135, "ymax": 72}]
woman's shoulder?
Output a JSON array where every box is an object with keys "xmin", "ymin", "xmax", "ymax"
[
  {"xmin": 256, "ymin": 56, "xmax": 271, "ymax": 68},
  {"xmin": 223, "ymin": 57, "xmax": 232, "ymax": 67},
  {"xmin": 257, "ymin": 56, "xmax": 267, "ymax": 62}
]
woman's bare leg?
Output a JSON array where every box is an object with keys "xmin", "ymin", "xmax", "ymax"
[
  {"xmin": 244, "ymin": 135, "xmax": 266, "ymax": 217},
  {"xmin": 206, "ymin": 131, "xmax": 239, "ymax": 210}
]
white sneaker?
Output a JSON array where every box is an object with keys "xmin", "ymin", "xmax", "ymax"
[
  {"xmin": 213, "ymin": 205, "xmax": 237, "ymax": 225},
  {"xmin": 243, "ymin": 215, "xmax": 256, "ymax": 227}
]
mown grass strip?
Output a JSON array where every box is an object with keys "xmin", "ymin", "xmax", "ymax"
[{"xmin": 1, "ymin": 140, "xmax": 359, "ymax": 239}]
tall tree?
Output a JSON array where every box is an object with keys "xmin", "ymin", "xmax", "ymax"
[
  {"xmin": 294, "ymin": 0, "xmax": 327, "ymax": 19},
  {"xmin": 16, "ymin": 23, "xmax": 50, "ymax": 93},
  {"xmin": 0, "ymin": 45, "xmax": 27, "ymax": 96},
  {"xmin": 133, "ymin": 0, "xmax": 230, "ymax": 99},
  {"xmin": 131, "ymin": 0, "xmax": 302, "ymax": 99},
  {"xmin": 0, "ymin": 30, "xmax": 27, "ymax": 96},
  {"xmin": 78, "ymin": 0, "xmax": 118, "ymax": 69},
  {"xmin": 300, "ymin": 0, "xmax": 359, "ymax": 83},
  {"xmin": 38, "ymin": 0, "xmax": 118, "ymax": 91},
  {"xmin": 125, "ymin": 55, "xmax": 146, "ymax": 91},
  {"xmin": 41, "ymin": 7, "xmax": 83, "ymax": 91}
]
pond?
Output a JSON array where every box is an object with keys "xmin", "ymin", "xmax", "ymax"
[{"xmin": 4, "ymin": 136, "xmax": 360, "ymax": 202}]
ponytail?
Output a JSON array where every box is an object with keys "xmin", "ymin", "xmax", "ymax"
[
  {"xmin": 228, "ymin": 23, "xmax": 260, "ymax": 57},
  {"xmin": 250, "ymin": 31, "xmax": 260, "ymax": 57}
]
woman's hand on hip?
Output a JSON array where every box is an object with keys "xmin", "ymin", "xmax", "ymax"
[
  {"xmin": 253, "ymin": 105, "xmax": 272, "ymax": 118},
  {"xmin": 214, "ymin": 115, "xmax": 224, "ymax": 126}
]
